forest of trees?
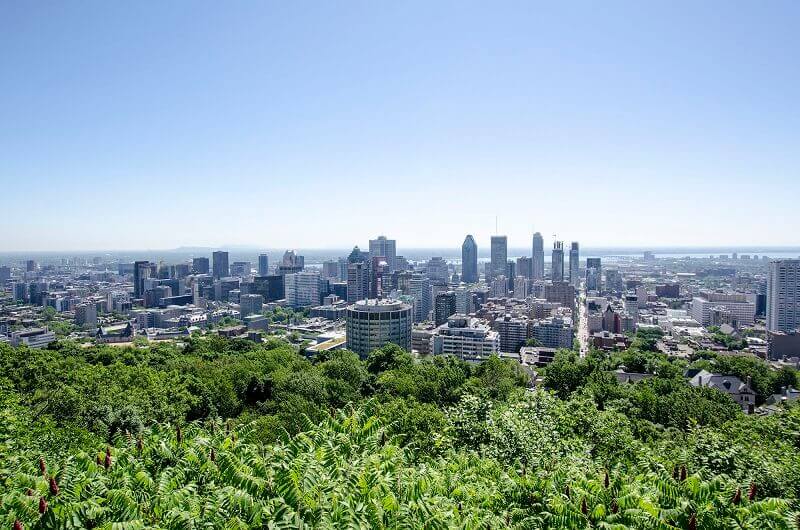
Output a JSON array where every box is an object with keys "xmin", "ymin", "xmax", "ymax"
[{"xmin": 1, "ymin": 333, "xmax": 799, "ymax": 528}]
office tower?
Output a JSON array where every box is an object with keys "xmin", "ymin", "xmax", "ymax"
[
  {"xmin": 767, "ymin": 260, "xmax": 800, "ymax": 332},
  {"xmin": 169, "ymin": 263, "xmax": 190, "ymax": 279},
  {"xmin": 277, "ymin": 250, "xmax": 304, "ymax": 275},
  {"xmin": 545, "ymin": 281, "xmax": 576, "ymax": 313},
  {"xmin": 13, "ymin": 282, "xmax": 27, "ymax": 302},
  {"xmin": 532, "ymin": 232, "xmax": 545, "ymax": 280},
  {"xmin": 337, "ymin": 258, "xmax": 349, "ymax": 281},
  {"xmin": 230, "ymin": 261, "xmax": 251, "ymax": 277},
  {"xmin": 322, "ymin": 260, "xmax": 338, "ymax": 279},
  {"xmin": 408, "ymin": 276, "xmax": 432, "ymax": 323},
  {"xmin": 516, "ymin": 257, "xmax": 533, "ymax": 281},
  {"xmin": 239, "ymin": 293, "xmax": 264, "ymax": 317},
  {"xmin": 346, "ymin": 299, "xmax": 412, "ymax": 357},
  {"xmin": 252, "ymin": 275, "xmax": 284, "ymax": 302},
  {"xmin": 434, "ymin": 291, "xmax": 457, "ymax": 326},
  {"xmin": 192, "ymin": 257, "xmax": 210, "ymax": 274},
  {"xmin": 369, "ymin": 236, "xmax": 397, "ymax": 272},
  {"xmin": 25, "ymin": 260, "xmax": 37, "ymax": 272},
  {"xmin": 347, "ymin": 262, "xmax": 371, "ymax": 302},
  {"xmin": 490, "ymin": 236, "xmax": 508, "ymax": 282},
  {"xmin": 586, "ymin": 257, "xmax": 602, "ymax": 291},
  {"xmin": 569, "ymin": 242, "xmax": 580, "ymax": 287},
  {"xmin": 551, "ymin": 241, "xmax": 564, "ymax": 282},
  {"xmin": 530, "ymin": 317, "xmax": 574, "ymax": 349},
  {"xmin": 513, "ymin": 276, "xmax": 529, "ymax": 299},
  {"xmin": 133, "ymin": 260, "xmax": 151, "ymax": 299},
  {"xmin": 426, "ymin": 257, "xmax": 449, "ymax": 284},
  {"xmin": 212, "ymin": 251, "xmax": 229, "ymax": 279},
  {"xmin": 284, "ymin": 272, "xmax": 321, "ymax": 308},
  {"xmin": 371, "ymin": 256, "xmax": 389, "ymax": 298},
  {"xmin": 461, "ymin": 235, "xmax": 478, "ymax": 284},
  {"xmin": 0, "ymin": 266, "xmax": 10, "ymax": 284},
  {"xmin": 258, "ymin": 254, "xmax": 269, "ymax": 276},
  {"xmin": 605, "ymin": 268, "xmax": 623, "ymax": 293}
]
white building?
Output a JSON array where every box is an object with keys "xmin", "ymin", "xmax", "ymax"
[
  {"xmin": 284, "ymin": 272, "xmax": 321, "ymax": 308},
  {"xmin": 10, "ymin": 327, "xmax": 56, "ymax": 349},
  {"xmin": 690, "ymin": 292, "xmax": 756, "ymax": 327},
  {"xmin": 431, "ymin": 315, "xmax": 499, "ymax": 361},
  {"xmin": 767, "ymin": 260, "xmax": 800, "ymax": 333}
]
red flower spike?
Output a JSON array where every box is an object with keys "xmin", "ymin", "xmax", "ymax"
[
  {"xmin": 680, "ymin": 465, "xmax": 687, "ymax": 481},
  {"xmin": 104, "ymin": 454, "xmax": 112, "ymax": 470},
  {"xmin": 732, "ymin": 488, "xmax": 741, "ymax": 505},
  {"xmin": 39, "ymin": 496, "xmax": 48, "ymax": 514},
  {"xmin": 49, "ymin": 477, "xmax": 59, "ymax": 496},
  {"xmin": 688, "ymin": 513, "xmax": 697, "ymax": 530},
  {"xmin": 748, "ymin": 482, "xmax": 757, "ymax": 501},
  {"xmin": 14, "ymin": 520, "xmax": 23, "ymax": 530},
  {"xmin": 581, "ymin": 498, "xmax": 588, "ymax": 516},
  {"xmin": 38, "ymin": 458, "xmax": 46, "ymax": 476}
]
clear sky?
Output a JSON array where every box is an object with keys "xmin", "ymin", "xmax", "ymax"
[{"xmin": 1, "ymin": 0, "xmax": 798, "ymax": 251}]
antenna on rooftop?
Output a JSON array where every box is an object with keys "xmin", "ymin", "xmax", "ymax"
[{"xmin": 495, "ymin": 216, "xmax": 498, "ymax": 235}]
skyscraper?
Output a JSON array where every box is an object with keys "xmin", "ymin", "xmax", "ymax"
[
  {"xmin": 192, "ymin": 257, "xmax": 209, "ymax": 274},
  {"xmin": 434, "ymin": 291, "xmax": 457, "ymax": 326},
  {"xmin": 767, "ymin": 259, "xmax": 800, "ymax": 333},
  {"xmin": 569, "ymin": 242, "xmax": 580, "ymax": 287},
  {"xmin": 461, "ymin": 235, "xmax": 478, "ymax": 284},
  {"xmin": 532, "ymin": 232, "xmax": 544, "ymax": 280},
  {"xmin": 551, "ymin": 241, "xmax": 564, "ymax": 282},
  {"xmin": 586, "ymin": 257, "xmax": 602, "ymax": 292},
  {"xmin": 133, "ymin": 260, "xmax": 151, "ymax": 299},
  {"xmin": 516, "ymin": 256, "xmax": 533, "ymax": 280},
  {"xmin": 347, "ymin": 261, "xmax": 371, "ymax": 302},
  {"xmin": 490, "ymin": 236, "xmax": 508, "ymax": 282},
  {"xmin": 258, "ymin": 253, "xmax": 269, "ymax": 276},
  {"xmin": 212, "ymin": 251, "xmax": 229, "ymax": 280},
  {"xmin": 369, "ymin": 236, "xmax": 397, "ymax": 272}
]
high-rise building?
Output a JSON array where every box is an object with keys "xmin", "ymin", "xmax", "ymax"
[
  {"xmin": 408, "ymin": 276, "xmax": 432, "ymax": 323},
  {"xmin": 516, "ymin": 257, "xmax": 533, "ymax": 280},
  {"xmin": 461, "ymin": 235, "xmax": 478, "ymax": 284},
  {"xmin": 496, "ymin": 314, "xmax": 528, "ymax": 353},
  {"xmin": 284, "ymin": 272, "xmax": 321, "ymax": 308},
  {"xmin": 277, "ymin": 250, "xmax": 304, "ymax": 275},
  {"xmin": 0, "ymin": 266, "xmax": 10, "ymax": 285},
  {"xmin": 586, "ymin": 257, "xmax": 602, "ymax": 292},
  {"xmin": 258, "ymin": 254, "xmax": 270, "ymax": 276},
  {"xmin": 767, "ymin": 260, "xmax": 800, "ymax": 333},
  {"xmin": 25, "ymin": 260, "xmax": 37, "ymax": 272},
  {"xmin": 532, "ymin": 232, "xmax": 545, "ymax": 280},
  {"xmin": 192, "ymin": 257, "xmax": 210, "ymax": 275},
  {"xmin": 239, "ymin": 294, "xmax": 264, "ymax": 317},
  {"xmin": 434, "ymin": 291, "xmax": 457, "ymax": 326},
  {"xmin": 347, "ymin": 262, "xmax": 371, "ymax": 302},
  {"xmin": 369, "ymin": 236, "xmax": 397, "ymax": 272},
  {"xmin": 230, "ymin": 261, "xmax": 251, "ymax": 277},
  {"xmin": 490, "ymin": 236, "xmax": 508, "ymax": 282},
  {"xmin": 426, "ymin": 257, "xmax": 449, "ymax": 284},
  {"xmin": 346, "ymin": 299, "xmax": 412, "ymax": 357},
  {"xmin": 74, "ymin": 303, "xmax": 98, "ymax": 328},
  {"xmin": 569, "ymin": 242, "xmax": 580, "ymax": 287},
  {"xmin": 133, "ymin": 260, "xmax": 151, "ymax": 299},
  {"xmin": 551, "ymin": 241, "xmax": 564, "ymax": 282},
  {"xmin": 212, "ymin": 251, "xmax": 229, "ymax": 280}
]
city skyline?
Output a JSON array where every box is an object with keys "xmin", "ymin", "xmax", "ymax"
[{"xmin": 2, "ymin": 1, "xmax": 799, "ymax": 250}]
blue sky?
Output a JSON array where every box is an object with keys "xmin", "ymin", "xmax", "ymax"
[{"xmin": 1, "ymin": 0, "xmax": 798, "ymax": 251}]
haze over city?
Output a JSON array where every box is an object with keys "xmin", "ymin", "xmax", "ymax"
[{"xmin": 2, "ymin": 0, "xmax": 799, "ymax": 250}]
